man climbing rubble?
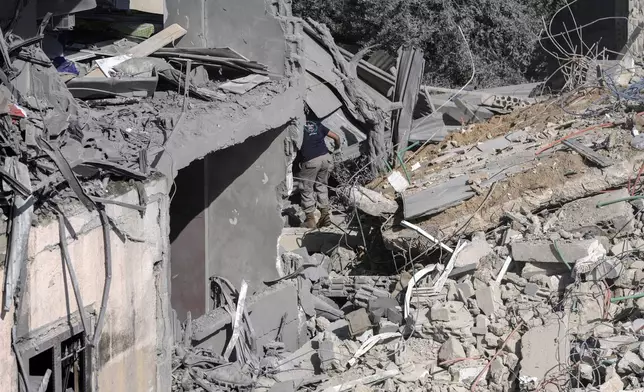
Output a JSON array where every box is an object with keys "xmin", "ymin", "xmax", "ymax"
[{"xmin": 298, "ymin": 118, "xmax": 341, "ymax": 228}]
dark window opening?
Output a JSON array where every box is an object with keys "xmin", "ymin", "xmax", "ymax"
[
  {"xmin": 22, "ymin": 330, "xmax": 89, "ymax": 392},
  {"xmin": 28, "ymin": 348, "xmax": 54, "ymax": 392}
]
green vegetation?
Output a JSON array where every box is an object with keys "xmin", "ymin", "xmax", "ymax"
[{"xmin": 293, "ymin": 0, "xmax": 568, "ymax": 88}]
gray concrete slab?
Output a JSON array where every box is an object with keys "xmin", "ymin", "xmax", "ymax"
[
  {"xmin": 510, "ymin": 238, "xmax": 609, "ymax": 264},
  {"xmin": 403, "ymin": 176, "xmax": 475, "ymax": 219},
  {"xmin": 555, "ymin": 188, "xmax": 635, "ymax": 237}
]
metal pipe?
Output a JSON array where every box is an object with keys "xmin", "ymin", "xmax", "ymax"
[
  {"xmin": 92, "ymin": 209, "xmax": 112, "ymax": 348},
  {"xmin": 58, "ymin": 216, "xmax": 91, "ymax": 343}
]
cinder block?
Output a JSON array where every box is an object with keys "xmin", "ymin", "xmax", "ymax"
[{"xmin": 345, "ymin": 308, "xmax": 373, "ymax": 336}]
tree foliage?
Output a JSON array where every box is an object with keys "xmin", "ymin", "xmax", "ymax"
[{"xmin": 293, "ymin": 0, "xmax": 568, "ymax": 88}]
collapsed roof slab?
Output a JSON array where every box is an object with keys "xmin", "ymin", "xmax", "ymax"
[
  {"xmin": 153, "ymin": 79, "xmax": 305, "ymax": 180},
  {"xmin": 415, "ymin": 149, "xmax": 644, "ymax": 237}
]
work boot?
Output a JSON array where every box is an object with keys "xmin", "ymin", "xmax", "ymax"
[
  {"xmin": 317, "ymin": 208, "xmax": 332, "ymax": 228},
  {"xmin": 302, "ymin": 213, "xmax": 317, "ymax": 229}
]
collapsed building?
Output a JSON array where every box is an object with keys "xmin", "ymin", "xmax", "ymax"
[{"xmin": 3, "ymin": 0, "xmax": 644, "ymax": 392}]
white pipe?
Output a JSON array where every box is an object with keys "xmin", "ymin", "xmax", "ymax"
[{"xmin": 401, "ymin": 220, "xmax": 454, "ymax": 253}]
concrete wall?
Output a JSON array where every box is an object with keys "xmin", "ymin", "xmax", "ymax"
[
  {"xmin": 169, "ymin": 123, "xmax": 294, "ymax": 321},
  {"xmin": 170, "ymin": 159, "xmax": 207, "ymax": 321},
  {"xmin": 167, "ymin": 80, "xmax": 305, "ymax": 321},
  {"xmin": 164, "ymin": 0, "xmax": 289, "ymax": 75},
  {"xmin": 0, "ymin": 178, "xmax": 171, "ymax": 392},
  {"xmin": 204, "ymin": 125, "xmax": 289, "ymax": 300}
]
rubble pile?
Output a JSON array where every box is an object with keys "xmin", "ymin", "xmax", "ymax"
[{"xmin": 174, "ymin": 61, "xmax": 644, "ymax": 390}]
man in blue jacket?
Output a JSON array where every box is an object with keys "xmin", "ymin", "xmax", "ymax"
[{"xmin": 299, "ymin": 120, "xmax": 341, "ymax": 228}]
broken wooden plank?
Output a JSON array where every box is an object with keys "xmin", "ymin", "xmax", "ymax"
[
  {"xmin": 92, "ymin": 23, "xmax": 187, "ymax": 77},
  {"xmin": 562, "ymin": 138, "xmax": 613, "ymax": 168},
  {"xmin": 127, "ymin": 23, "xmax": 187, "ymax": 58}
]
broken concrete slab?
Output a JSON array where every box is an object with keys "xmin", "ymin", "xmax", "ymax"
[
  {"xmin": 448, "ymin": 360, "xmax": 487, "ymax": 384},
  {"xmin": 510, "ymin": 237, "xmax": 609, "ymax": 264},
  {"xmin": 456, "ymin": 280, "xmax": 475, "ymax": 299},
  {"xmin": 313, "ymin": 296, "xmax": 344, "ymax": 321},
  {"xmin": 617, "ymin": 351, "xmax": 644, "ymax": 374},
  {"xmin": 402, "ymin": 176, "xmax": 475, "ymax": 219},
  {"xmin": 520, "ymin": 317, "xmax": 570, "ymax": 384},
  {"xmin": 248, "ymin": 282, "xmax": 304, "ymax": 352},
  {"xmin": 318, "ymin": 340, "xmax": 342, "ymax": 372},
  {"xmin": 556, "ymin": 189, "xmax": 635, "ymax": 237}
]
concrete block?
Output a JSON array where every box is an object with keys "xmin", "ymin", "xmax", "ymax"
[
  {"xmin": 483, "ymin": 333, "xmax": 500, "ymax": 348},
  {"xmin": 521, "ymin": 262, "xmax": 571, "ymax": 279},
  {"xmin": 313, "ymin": 296, "xmax": 344, "ymax": 321},
  {"xmin": 524, "ymin": 282, "xmax": 540, "ymax": 297},
  {"xmin": 454, "ymin": 232, "xmax": 492, "ymax": 269},
  {"xmin": 430, "ymin": 304, "xmax": 450, "ymax": 322},
  {"xmin": 449, "ymin": 361, "xmax": 487, "ymax": 384},
  {"xmin": 248, "ymin": 283, "xmax": 302, "ymax": 352},
  {"xmin": 368, "ymin": 297, "xmax": 399, "ymax": 317},
  {"xmin": 475, "ymin": 285, "xmax": 502, "ymax": 316},
  {"xmin": 397, "ymin": 363, "xmax": 429, "ymax": 383},
  {"xmin": 428, "ymin": 301, "xmax": 473, "ymax": 329},
  {"xmin": 345, "ymin": 308, "xmax": 373, "ymax": 337},
  {"xmin": 385, "ymin": 307, "xmax": 403, "ymax": 324},
  {"xmin": 318, "ymin": 340, "xmax": 341, "ymax": 372},
  {"xmin": 456, "ymin": 281, "xmax": 475, "ymax": 299},
  {"xmin": 489, "ymin": 357, "xmax": 508, "ymax": 385},
  {"xmin": 556, "ymin": 189, "xmax": 635, "ymax": 237},
  {"xmin": 511, "ymin": 238, "xmax": 609, "ymax": 264},
  {"xmin": 379, "ymin": 319, "xmax": 400, "ymax": 334},
  {"xmin": 438, "ymin": 337, "xmax": 466, "ymax": 363},
  {"xmin": 618, "ymin": 351, "xmax": 644, "ymax": 374}
]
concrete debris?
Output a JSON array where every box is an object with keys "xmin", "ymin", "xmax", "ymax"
[
  {"xmin": 510, "ymin": 238, "xmax": 609, "ymax": 264},
  {"xmin": 344, "ymin": 185, "xmax": 398, "ymax": 217},
  {"xmin": 345, "ymin": 308, "xmax": 373, "ymax": 337},
  {"xmin": 475, "ymin": 284, "xmax": 503, "ymax": 316},
  {"xmin": 438, "ymin": 337, "xmax": 466, "ymax": 363}
]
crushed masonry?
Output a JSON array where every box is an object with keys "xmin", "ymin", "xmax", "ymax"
[{"xmin": 4, "ymin": 1, "xmax": 644, "ymax": 392}]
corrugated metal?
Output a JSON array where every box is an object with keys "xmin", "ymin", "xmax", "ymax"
[
  {"xmin": 305, "ymin": 71, "xmax": 342, "ymax": 119},
  {"xmin": 367, "ymin": 50, "xmax": 396, "ymax": 73},
  {"xmin": 391, "ymin": 47, "xmax": 425, "ymax": 157}
]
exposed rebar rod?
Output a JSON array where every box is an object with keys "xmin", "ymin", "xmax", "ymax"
[
  {"xmin": 58, "ymin": 216, "xmax": 91, "ymax": 343},
  {"xmin": 610, "ymin": 292, "xmax": 644, "ymax": 303},
  {"xmin": 92, "ymin": 209, "xmax": 113, "ymax": 348}
]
